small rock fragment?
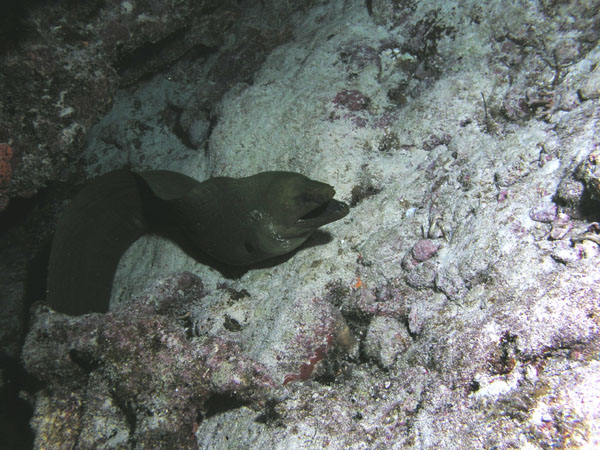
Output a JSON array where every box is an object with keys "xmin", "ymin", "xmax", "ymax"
[
  {"xmin": 406, "ymin": 261, "xmax": 437, "ymax": 289},
  {"xmin": 435, "ymin": 266, "xmax": 468, "ymax": 301},
  {"xmin": 555, "ymin": 176, "xmax": 585, "ymax": 211},
  {"xmin": 363, "ymin": 316, "xmax": 412, "ymax": 368},
  {"xmin": 411, "ymin": 239, "xmax": 440, "ymax": 262},
  {"xmin": 188, "ymin": 119, "xmax": 211, "ymax": 148},
  {"xmin": 551, "ymin": 242, "xmax": 581, "ymax": 265},
  {"xmin": 408, "ymin": 303, "xmax": 425, "ymax": 335},
  {"xmin": 529, "ymin": 201, "xmax": 557, "ymax": 223},
  {"xmin": 550, "ymin": 213, "xmax": 573, "ymax": 240},
  {"xmin": 578, "ymin": 67, "xmax": 600, "ymax": 100}
]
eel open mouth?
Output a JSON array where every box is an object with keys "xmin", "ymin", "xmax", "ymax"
[{"xmin": 296, "ymin": 198, "xmax": 349, "ymax": 228}]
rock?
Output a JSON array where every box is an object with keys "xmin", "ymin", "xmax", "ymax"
[
  {"xmin": 363, "ymin": 316, "xmax": 412, "ymax": 368},
  {"xmin": 22, "ymin": 273, "xmax": 274, "ymax": 449},
  {"xmin": 578, "ymin": 67, "xmax": 600, "ymax": 100}
]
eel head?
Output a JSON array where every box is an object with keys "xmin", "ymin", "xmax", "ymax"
[{"xmin": 246, "ymin": 172, "xmax": 349, "ymax": 259}]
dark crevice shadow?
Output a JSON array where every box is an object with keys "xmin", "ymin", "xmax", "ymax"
[
  {"xmin": 199, "ymin": 393, "xmax": 249, "ymax": 422},
  {"xmin": 0, "ymin": 0, "xmax": 46, "ymax": 53},
  {"xmin": 23, "ymin": 238, "xmax": 51, "ymax": 312},
  {"xmin": 0, "ymin": 196, "xmax": 38, "ymax": 236},
  {"xmin": 579, "ymin": 192, "xmax": 600, "ymax": 222},
  {"xmin": 0, "ymin": 353, "xmax": 36, "ymax": 450},
  {"xmin": 1, "ymin": 202, "xmax": 54, "ymax": 450}
]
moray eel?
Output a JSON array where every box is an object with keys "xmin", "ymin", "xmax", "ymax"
[{"xmin": 46, "ymin": 170, "xmax": 349, "ymax": 315}]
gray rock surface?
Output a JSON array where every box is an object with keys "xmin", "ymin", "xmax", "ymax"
[{"xmin": 14, "ymin": 0, "xmax": 600, "ymax": 449}]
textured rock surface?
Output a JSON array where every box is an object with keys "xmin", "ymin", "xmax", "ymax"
[
  {"xmin": 23, "ymin": 272, "xmax": 276, "ymax": 449},
  {"xmin": 7, "ymin": 0, "xmax": 600, "ymax": 449},
  {"xmin": 0, "ymin": 0, "xmax": 238, "ymax": 210}
]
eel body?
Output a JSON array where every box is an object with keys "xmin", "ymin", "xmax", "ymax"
[{"xmin": 46, "ymin": 170, "xmax": 349, "ymax": 315}]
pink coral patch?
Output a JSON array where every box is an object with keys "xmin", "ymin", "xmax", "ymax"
[{"xmin": 0, "ymin": 143, "xmax": 13, "ymax": 188}]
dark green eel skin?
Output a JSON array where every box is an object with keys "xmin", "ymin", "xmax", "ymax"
[{"xmin": 46, "ymin": 170, "xmax": 349, "ymax": 315}]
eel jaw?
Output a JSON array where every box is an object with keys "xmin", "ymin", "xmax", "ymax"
[{"xmin": 294, "ymin": 197, "xmax": 349, "ymax": 230}]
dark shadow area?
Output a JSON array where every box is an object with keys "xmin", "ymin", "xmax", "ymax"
[
  {"xmin": 0, "ymin": 353, "xmax": 36, "ymax": 450},
  {"xmin": 0, "ymin": 193, "xmax": 49, "ymax": 324},
  {"xmin": 553, "ymin": 178, "xmax": 600, "ymax": 223},
  {"xmin": 0, "ymin": 196, "xmax": 38, "ymax": 236},
  {"xmin": 199, "ymin": 393, "xmax": 248, "ymax": 421},
  {"xmin": 254, "ymin": 399, "xmax": 283, "ymax": 427},
  {"xmin": 116, "ymin": 27, "xmax": 218, "ymax": 85},
  {"xmin": 23, "ymin": 239, "xmax": 51, "ymax": 312},
  {"xmin": 579, "ymin": 192, "xmax": 600, "ymax": 222},
  {"xmin": 0, "ymin": 185, "xmax": 70, "ymax": 450},
  {"xmin": 68, "ymin": 348, "xmax": 100, "ymax": 374},
  {"xmin": 0, "ymin": 0, "xmax": 42, "ymax": 53}
]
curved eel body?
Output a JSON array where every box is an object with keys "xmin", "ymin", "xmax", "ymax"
[{"xmin": 46, "ymin": 170, "xmax": 349, "ymax": 315}]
